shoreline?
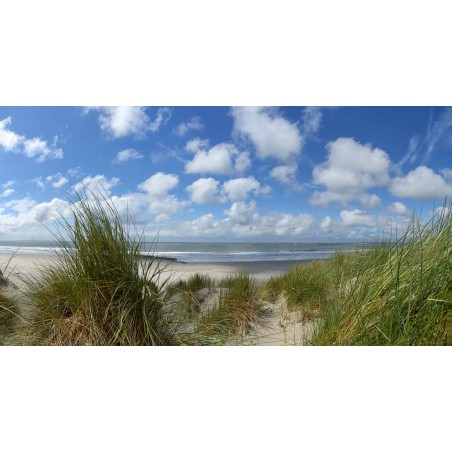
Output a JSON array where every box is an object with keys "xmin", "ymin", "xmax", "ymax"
[{"xmin": 0, "ymin": 252, "xmax": 315, "ymax": 287}]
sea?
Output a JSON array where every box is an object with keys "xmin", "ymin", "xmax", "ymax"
[{"xmin": 0, "ymin": 241, "xmax": 371, "ymax": 263}]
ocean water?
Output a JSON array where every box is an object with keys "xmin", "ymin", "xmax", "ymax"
[{"xmin": 0, "ymin": 241, "xmax": 370, "ymax": 263}]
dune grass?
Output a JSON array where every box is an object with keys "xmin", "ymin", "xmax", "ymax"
[
  {"xmin": 0, "ymin": 290, "xmax": 20, "ymax": 344},
  {"xmin": 310, "ymin": 207, "xmax": 450, "ymax": 345},
  {"xmin": 166, "ymin": 273, "xmax": 214, "ymax": 320},
  {"xmin": 261, "ymin": 206, "xmax": 450, "ymax": 345},
  {"xmin": 195, "ymin": 271, "xmax": 261, "ymax": 340},
  {"xmin": 16, "ymin": 193, "xmax": 176, "ymax": 346}
]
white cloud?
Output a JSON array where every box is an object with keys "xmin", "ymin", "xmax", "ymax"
[
  {"xmin": 185, "ymin": 143, "xmax": 250, "ymax": 176},
  {"xmin": 224, "ymin": 201, "xmax": 257, "ymax": 225},
  {"xmin": 23, "ymin": 138, "xmax": 63, "ymax": 162},
  {"xmin": 148, "ymin": 107, "xmax": 172, "ymax": 132},
  {"xmin": 0, "ymin": 117, "xmax": 63, "ymax": 162},
  {"xmin": 0, "ymin": 197, "xmax": 71, "ymax": 237},
  {"xmin": 171, "ymin": 205, "xmax": 314, "ymax": 239},
  {"xmin": 311, "ymin": 137, "xmax": 391, "ymax": 207},
  {"xmin": 440, "ymin": 168, "xmax": 452, "ymax": 182},
  {"xmin": 32, "ymin": 177, "xmax": 45, "ymax": 190},
  {"xmin": 85, "ymin": 107, "xmax": 171, "ymax": 139},
  {"xmin": 320, "ymin": 216, "xmax": 332, "ymax": 230},
  {"xmin": 359, "ymin": 193, "xmax": 382, "ymax": 208},
  {"xmin": 398, "ymin": 135, "xmax": 420, "ymax": 168},
  {"xmin": 1, "ymin": 180, "xmax": 14, "ymax": 189},
  {"xmin": 0, "ymin": 188, "xmax": 14, "ymax": 198},
  {"xmin": 425, "ymin": 107, "xmax": 452, "ymax": 159},
  {"xmin": 138, "ymin": 172, "xmax": 178, "ymax": 197},
  {"xmin": 32, "ymin": 173, "xmax": 69, "ymax": 191},
  {"xmin": 174, "ymin": 116, "xmax": 204, "ymax": 136},
  {"xmin": 186, "ymin": 178, "xmax": 222, "ymax": 204},
  {"xmin": 222, "ymin": 176, "xmax": 266, "ymax": 202},
  {"xmin": 48, "ymin": 174, "xmax": 69, "ymax": 189},
  {"xmin": 388, "ymin": 201, "xmax": 410, "ymax": 217},
  {"xmin": 72, "ymin": 174, "xmax": 120, "ymax": 196},
  {"xmin": 0, "ymin": 117, "xmax": 22, "ymax": 150},
  {"xmin": 389, "ymin": 166, "xmax": 452, "ymax": 200},
  {"xmin": 138, "ymin": 172, "xmax": 182, "ymax": 220},
  {"xmin": 67, "ymin": 167, "xmax": 83, "ymax": 178},
  {"xmin": 174, "ymin": 213, "xmax": 226, "ymax": 237},
  {"xmin": 1, "ymin": 180, "xmax": 15, "ymax": 197},
  {"xmin": 340, "ymin": 209, "xmax": 377, "ymax": 228},
  {"xmin": 112, "ymin": 148, "xmax": 144, "ymax": 164},
  {"xmin": 302, "ymin": 107, "xmax": 322, "ymax": 135},
  {"xmin": 4, "ymin": 197, "xmax": 37, "ymax": 213},
  {"xmin": 231, "ymin": 107, "xmax": 304, "ymax": 162},
  {"xmin": 269, "ymin": 163, "xmax": 302, "ymax": 190},
  {"xmin": 185, "ymin": 137, "xmax": 210, "ymax": 153}
]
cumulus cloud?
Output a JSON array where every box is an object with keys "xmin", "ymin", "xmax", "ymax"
[
  {"xmin": 185, "ymin": 143, "xmax": 250, "ymax": 176},
  {"xmin": 388, "ymin": 201, "xmax": 410, "ymax": 217},
  {"xmin": 231, "ymin": 107, "xmax": 304, "ymax": 162},
  {"xmin": 389, "ymin": 166, "xmax": 452, "ymax": 200},
  {"xmin": 320, "ymin": 216, "xmax": 332, "ymax": 230},
  {"xmin": 185, "ymin": 137, "xmax": 210, "ymax": 153},
  {"xmin": 269, "ymin": 163, "xmax": 303, "ymax": 190},
  {"xmin": 186, "ymin": 178, "xmax": 222, "ymax": 204},
  {"xmin": 138, "ymin": 172, "xmax": 182, "ymax": 221},
  {"xmin": 311, "ymin": 137, "xmax": 390, "ymax": 207},
  {"xmin": 112, "ymin": 148, "xmax": 144, "ymax": 164},
  {"xmin": 0, "ymin": 117, "xmax": 63, "ymax": 162},
  {"xmin": 224, "ymin": 201, "xmax": 258, "ymax": 225},
  {"xmin": 0, "ymin": 197, "xmax": 71, "ymax": 237},
  {"xmin": 4, "ymin": 197, "xmax": 37, "ymax": 213},
  {"xmin": 72, "ymin": 174, "xmax": 120, "ymax": 196},
  {"xmin": 85, "ymin": 107, "xmax": 171, "ymax": 139},
  {"xmin": 340, "ymin": 209, "xmax": 377, "ymax": 228},
  {"xmin": 172, "ymin": 208, "xmax": 314, "ymax": 239},
  {"xmin": 174, "ymin": 116, "xmax": 204, "ymax": 136},
  {"xmin": 222, "ymin": 176, "xmax": 269, "ymax": 202}
]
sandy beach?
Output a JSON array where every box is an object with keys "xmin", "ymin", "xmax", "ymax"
[
  {"xmin": 0, "ymin": 252, "xmax": 309, "ymax": 287},
  {"xmin": 0, "ymin": 252, "xmax": 312, "ymax": 345}
]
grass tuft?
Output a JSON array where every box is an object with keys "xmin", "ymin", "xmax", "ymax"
[
  {"xmin": 166, "ymin": 273, "xmax": 214, "ymax": 320},
  {"xmin": 17, "ymin": 191, "xmax": 176, "ymax": 346},
  {"xmin": 195, "ymin": 271, "xmax": 261, "ymax": 340}
]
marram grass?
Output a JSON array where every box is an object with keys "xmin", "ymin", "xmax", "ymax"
[
  {"xmin": 0, "ymin": 290, "xmax": 20, "ymax": 344},
  {"xmin": 261, "ymin": 205, "xmax": 450, "ymax": 345},
  {"xmin": 311, "ymin": 207, "xmax": 450, "ymax": 345},
  {"xmin": 195, "ymin": 271, "xmax": 262, "ymax": 340},
  {"xmin": 166, "ymin": 273, "xmax": 214, "ymax": 320},
  {"xmin": 16, "ymin": 192, "xmax": 176, "ymax": 346}
]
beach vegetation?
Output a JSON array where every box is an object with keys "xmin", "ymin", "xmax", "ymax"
[
  {"xmin": 195, "ymin": 271, "xmax": 262, "ymax": 340},
  {"xmin": 16, "ymin": 192, "xmax": 176, "ymax": 346},
  {"xmin": 166, "ymin": 273, "xmax": 214, "ymax": 320},
  {"xmin": 309, "ymin": 207, "xmax": 450, "ymax": 345},
  {"xmin": 261, "ymin": 205, "xmax": 450, "ymax": 345},
  {"xmin": 0, "ymin": 290, "xmax": 20, "ymax": 343}
]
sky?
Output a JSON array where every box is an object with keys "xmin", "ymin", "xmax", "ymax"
[{"xmin": 0, "ymin": 106, "xmax": 451, "ymax": 242}]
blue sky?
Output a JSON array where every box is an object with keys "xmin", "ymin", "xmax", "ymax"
[{"xmin": 0, "ymin": 106, "xmax": 451, "ymax": 241}]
